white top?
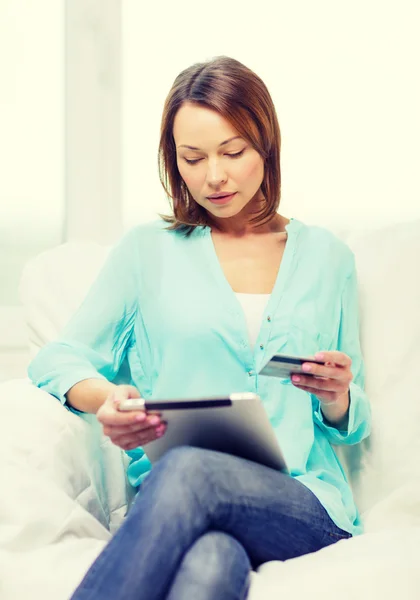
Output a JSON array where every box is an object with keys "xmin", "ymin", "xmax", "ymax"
[{"xmin": 235, "ymin": 292, "xmax": 271, "ymax": 350}]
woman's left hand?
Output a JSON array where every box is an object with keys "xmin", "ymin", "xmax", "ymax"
[{"xmin": 291, "ymin": 350, "xmax": 353, "ymax": 407}]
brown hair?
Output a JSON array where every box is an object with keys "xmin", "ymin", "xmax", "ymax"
[{"xmin": 158, "ymin": 55, "xmax": 281, "ymax": 236}]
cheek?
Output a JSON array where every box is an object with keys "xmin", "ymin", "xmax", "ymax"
[
  {"xmin": 236, "ymin": 154, "xmax": 264, "ymax": 183},
  {"xmin": 178, "ymin": 164, "xmax": 202, "ymax": 190}
]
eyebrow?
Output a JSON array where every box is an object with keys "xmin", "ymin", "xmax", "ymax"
[{"xmin": 177, "ymin": 136, "xmax": 243, "ymax": 150}]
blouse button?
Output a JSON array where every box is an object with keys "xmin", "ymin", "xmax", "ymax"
[
  {"xmin": 248, "ymin": 370, "xmax": 254, "ymax": 376},
  {"xmin": 259, "ymin": 344, "xmax": 264, "ymax": 350},
  {"xmin": 267, "ymin": 316, "xmax": 271, "ymax": 322}
]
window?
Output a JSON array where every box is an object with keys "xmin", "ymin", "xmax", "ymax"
[
  {"xmin": 0, "ymin": 0, "xmax": 122, "ymax": 352},
  {"xmin": 0, "ymin": 0, "xmax": 64, "ymax": 347}
]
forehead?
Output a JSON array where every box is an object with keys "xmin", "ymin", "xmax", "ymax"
[{"xmin": 173, "ymin": 103, "xmax": 238, "ymax": 143}]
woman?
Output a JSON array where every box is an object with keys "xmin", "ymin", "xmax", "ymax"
[{"xmin": 28, "ymin": 55, "xmax": 371, "ymax": 600}]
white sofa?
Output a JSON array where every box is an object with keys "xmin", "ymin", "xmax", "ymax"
[{"xmin": 1, "ymin": 218, "xmax": 420, "ymax": 600}]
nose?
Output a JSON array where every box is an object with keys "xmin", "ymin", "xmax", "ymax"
[{"xmin": 206, "ymin": 159, "xmax": 227, "ymax": 187}]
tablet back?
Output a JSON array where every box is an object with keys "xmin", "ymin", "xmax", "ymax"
[{"xmin": 142, "ymin": 393, "xmax": 288, "ymax": 472}]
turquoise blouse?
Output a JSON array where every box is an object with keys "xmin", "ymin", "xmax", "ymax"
[{"xmin": 28, "ymin": 217, "xmax": 371, "ymax": 536}]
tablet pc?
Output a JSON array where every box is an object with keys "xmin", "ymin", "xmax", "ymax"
[{"xmin": 118, "ymin": 393, "xmax": 288, "ymax": 472}]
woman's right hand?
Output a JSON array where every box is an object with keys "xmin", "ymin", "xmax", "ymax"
[{"xmin": 96, "ymin": 384, "xmax": 166, "ymax": 451}]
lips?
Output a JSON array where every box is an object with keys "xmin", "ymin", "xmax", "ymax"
[
  {"xmin": 207, "ymin": 192, "xmax": 237, "ymax": 205},
  {"xmin": 207, "ymin": 192, "xmax": 235, "ymax": 199}
]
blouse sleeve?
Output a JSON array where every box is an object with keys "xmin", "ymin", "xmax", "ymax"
[
  {"xmin": 312, "ymin": 254, "xmax": 372, "ymax": 445},
  {"xmin": 27, "ymin": 228, "xmax": 139, "ymax": 411}
]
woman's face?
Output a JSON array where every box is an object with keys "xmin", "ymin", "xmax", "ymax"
[{"xmin": 173, "ymin": 102, "xmax": 265, "ymax": 221}]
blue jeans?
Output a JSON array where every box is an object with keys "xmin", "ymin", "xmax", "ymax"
[{"xmin": 71, "ymin": 447, "xmax": 352, "ymax": 600}]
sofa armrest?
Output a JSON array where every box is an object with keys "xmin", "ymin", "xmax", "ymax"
[{"xmin": 0, "ymin": 378, "xmax": 132, "ymax": 533}]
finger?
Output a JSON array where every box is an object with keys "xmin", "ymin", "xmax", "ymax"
[
  {"xmin": 108, "ymin": 386, "xmax": 141, "ymax": 411},
  {"xmin": 291, "ymin": 375, "xmax": 348, "ymax": 393},
  {"xmin": 103, "ymin": 417, "xmax": 161, "ymax": 437},
  {"xmin": 112, "ymin": 424, "xmax": 166, "ymax": 450},
  {"xmin": 98, "ymin": 386, "xmax": 144, "ymax": 425},
  {"xmin": 105, "ymin": 414, "xmax": 162, "ymax": 436},
  {"xmin": 123, "ymin": 440, "xmax": 146, "ymax": 451},
  {"xmin": 300, "ymin": 362, "xmax": 352, "ymax": 381},
  {"xmin": 293, "ymin": 384, "xmax": 338, "ymax": 404},
  {"xmin": 145, "ymin": 413, "xmax": 162, "ymax": 427},
  {"xmin": 314, "ymin": 351, "xmax": 352, "ymax": 368},
  {"xmin": 120, "ymin": 429, "xmax": 166, "ymax": 451},
  {"xmin": 111, "ymin": 431, "xmax": 157, "ymax": 450},
  {"xmin": 98, "ymin": 405, "xmax": 149, "ymax": 427},
  {"xmin": 100, "ymin": 410, "xmax": 162, "ymax": 430},
  {"xmin": 99, "ymin": 403, "xmax": 161, "ymax": 427}
]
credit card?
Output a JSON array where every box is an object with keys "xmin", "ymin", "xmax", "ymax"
[{"xmin": 259, "ymin": 354, "xmax": 325, "ymax": 379}]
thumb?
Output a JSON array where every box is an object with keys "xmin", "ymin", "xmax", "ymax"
[{"xmin": 111, "ymin": 384, "xmax": 141, "ymax": 407}]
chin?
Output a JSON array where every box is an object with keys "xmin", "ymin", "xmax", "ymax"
[{"xmin": 207, "ymin": 202, "xmax": 248, "ymax": 219}]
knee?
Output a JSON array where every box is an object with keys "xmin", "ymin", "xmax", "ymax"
[
  {"xmin": 136, "ymin": 446, "xmax": 214, "ymax": 502},
  {"xmin": 167, "ymin": 532, "xmax": 251, "ymax": 600},
  {"xmin": 184, "ymin": 532, "xmax": 249, "ymax": 581},
  {"xmin": 152, "ymin": 446, "xmax": 212, "ymax": 484},
  {"xmin": 199, "ymin": 531, "xmax": 246, "ymax": 563}
]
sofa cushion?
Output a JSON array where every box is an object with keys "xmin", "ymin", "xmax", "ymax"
[
  {"xmin": 19, "ymin": 242, "xmax": 112, "ymax": 359},
  {"xmin": 334, "ymin": 219, "xmax": 420, "ymax": 521}
]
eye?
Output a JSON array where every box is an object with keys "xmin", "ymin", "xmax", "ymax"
[
  {"xmin": 184, "ymin": 149, "xmax": 245, "ymax": 165},
  {"xmin": 184, "ymin": 158, "xmax": 202, "ymax": 165},
  {"xmin": 227, "ymin": 149, "xmax": 245, "ymax": 159}
]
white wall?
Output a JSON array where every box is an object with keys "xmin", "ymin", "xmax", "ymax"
[{"xmin": 122, "ymin": 0, "xmax": 420, "ymax": 231}]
